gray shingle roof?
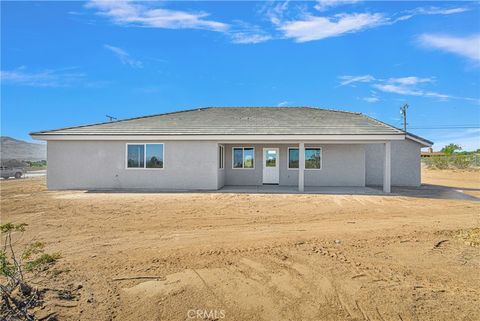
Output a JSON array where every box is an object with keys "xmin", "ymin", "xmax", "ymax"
[{"xmin": 30, "ymin": 107, "xmax": 408, "ymax": 136}]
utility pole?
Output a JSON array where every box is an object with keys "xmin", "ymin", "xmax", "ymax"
[
  {"xmin": 106, "ymin": 115, "xmax": 117, "ymax": 122},
  {"xmin": 400, "ymin": 104, "xmax": 408, "ymax": 132}
]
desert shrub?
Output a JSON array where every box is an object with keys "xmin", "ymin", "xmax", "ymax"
[
  {"xmin": 423, "ymin": 155, "xmax": 479, "ymax": 169},
  {"xmin": 451, "ymin": 155, "xmax": 471, "ymax": 169},
  {"xmin": 424, "ymin": 156, "xmax": 449, "ymax": 169},
  {"xmin": 24, "ymin": 160, "xmax": 47, "ymax": 170},
  {"xmin": 1, "ymin": 223, "xmax": 60, "ymax": 321},
  {"xmin": 24, "ymin": 253, "xmax": 61, "ymax": 273}
]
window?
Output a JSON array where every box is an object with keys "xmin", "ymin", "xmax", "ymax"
[
  {"xmin": 146, "ymin": 144, "xmax": 163, "ymax": 168},
  {"xmin": 305, "ymin": 148, "xmax": 321, "ymax": 169},
  {"xmin": 127, "ymin": 145, "xmax": 144, "ymax": 168},
  {"xmin": 266, "ymin": 150, "xmax": 277, "ymax": 167},
  {"xmin": 232, "ymin": 147, "xmax": 254, "ymax": 169},
  {"xmin": 127, "ymin": 144, "xmax": 164, "ymax": 169},
  {"xmin": 288, "ymin": 147, "xmax": 322, "ymax": 170},
  {"xmin": 288, "ymin": 148, "xmax": 299, "ymax": 169},
  {"xmin": 219, "ymin": 145, "xmax": 224, "ymax": 169}
]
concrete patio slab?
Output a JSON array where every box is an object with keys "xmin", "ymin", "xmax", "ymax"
[{"xmin": 219, "ymin": 185, "xmax": 384, "ymax": 195}]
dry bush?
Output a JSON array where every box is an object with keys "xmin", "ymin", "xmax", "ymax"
[
  {"xmin": 422, "ymin": 155, "xmax": 479, "ymax": 169},
  {"xmin": 1, "ymin": 223, "xmax": 60, "ymax": 321}
]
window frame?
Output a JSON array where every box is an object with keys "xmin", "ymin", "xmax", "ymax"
[
  {"xmin": 125, "ymin": 143, "xmax": 165, "ymax": 170},
  {"xmin": 287, "ymin": 146, "xmax": 322, "ymax": 170},
  {"xmin": 231, "ymin": 147, "xmax": 255, "ymax": 170},
  {"xmin": 287, "ymin": 147, "xmax": 299, "ymax": 170},
  {"xmin": 219, "ymin": 145, "xmax": 225, "ymax": 170},
  {"xmin": 304, "ymin": 147, "xmax": 322, "ymax": 170}
]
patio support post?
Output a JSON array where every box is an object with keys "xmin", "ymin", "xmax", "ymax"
[
  {"xmin": 299, "ymin": 142, "xmax": 305, "ymax": 192},
  {"xmin": 383, "ymin": 141, "xmax": 391, "ymax": 193}
]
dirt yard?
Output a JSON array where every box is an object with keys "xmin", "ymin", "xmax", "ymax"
[{"xmin": 1, "ymin": 169, "xmax": 479, "ymax": 321}]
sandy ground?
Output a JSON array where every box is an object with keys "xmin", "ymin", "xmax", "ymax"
[
  {"xmin": 1, "ymin": 169, "xmax": 479, "ymax": 321},
  {"xmin": 422, "ymin": 168, "xmax": 480, "ymax": 197}
]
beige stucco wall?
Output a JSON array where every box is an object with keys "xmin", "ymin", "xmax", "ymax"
[
  {"xmin": 223, "ymin": 143, "xmax": 366, "ymax": 187},
  {"xmin": 47, "ymin": 140, "xmax": 219, "ymax": 190},
  {"xmin": 365, "ymin": 139, "xmax": 421, "ymax": 187},
  {"xmin": 46, "ymin": 139, "xmax": 421, "ymax": 190}
]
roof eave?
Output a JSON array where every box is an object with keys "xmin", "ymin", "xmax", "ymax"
[
  {"xmin": 30, "ymin": 133, "xmax": 407, "ymax": 142},
  {"xmin": 405, "ymin": 134, "xmax": 433, "ymax": 147}
]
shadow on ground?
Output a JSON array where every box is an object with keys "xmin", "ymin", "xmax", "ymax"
[{"xmin": 392, "ymin": 184, "xmax": 480, "ymax": 201}]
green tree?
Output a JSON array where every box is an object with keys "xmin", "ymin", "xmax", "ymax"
[{"xmin": 441, "ymin": 143, "xmax": 462, "ymax": 155}]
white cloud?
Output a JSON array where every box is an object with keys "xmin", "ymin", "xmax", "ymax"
[
  {"xmin": 230, "ymin": 33, "xmax": 272, "ymax": 44},
  {"xmin": 411, "ymin": 6, "xmax": 469, "ymax": 16},
  {"xmin": 86, "ymin": 0, "xmax": 229, "ymax": 32},
  {"xmin": 373, "ymin": 82, "xmax": 455, "ymax": 101},
  {"xmin": 339, "ymin": 75, "xmax": 375, "ymax": 86},
  {"xmin": 388, "ymin": 76, "xmax": 433, "ymax": 85},
  {"xmin": 279, "ymin": 13, "xmax": 385, "ymax": 42},
  {"xmin": 373, "ymin": 82, "xmax": 478, "ymax": 103},
  {"xmin": 88, "ymin": 1, "xmax": 274, "ymax": 45},
  {"xmin": 277, "ymin": 101, "xmax": 291, "ymax": 107},
  {"xmin": 418, "ymin": 34, "xmax": 480, "ymax": 63},
  {"xmin": 427, "ymin": 7, "xmax": 469, "ymax": 15},
  {"xmin": 85, "ymin": 1, "xmax": 470, "ymax": 47},
  {"xmin": 362, "ymin": 96, "xmax": 379, "ymax": 103},
  {"xmin": 274, "ymin": 3, "xmax": 469, "ymax": 43},
  {"xmin": 372, "ymin": 77, "xmax": 436, "ymax": 97},
  {"xmin": 104, "ymin": 44, "xmax": 143, "ymax": 68},
  {"xmin": 229, "ymin": 21, "xmax": 272, "ymax": 44},
  {"xmin": 394, "ymin": 6, "xmax": 469, "ymax": 23},
  {"xmin": 314, "ymin": 0, "xmax": 362, "ymax": 12},
  {"xmin": 1, "ymin": 68, "xmax": 86, "ymax": 87},
  {"xmin": 373, "ymin": 83, "xmax": 423, "ymax": 96},
  {"xmin": 340, "ymin": 74, "xmax": 479, "ymax": 103},
  {"xmin": 422, "ymin": 91, "xmax": 451, "ymax": 100},
  {"xmin": 263, "ymin": 1, "xmax": 290, "ymax": 25}
]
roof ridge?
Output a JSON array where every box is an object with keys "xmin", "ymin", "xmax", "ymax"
[{"xmin": 201, "ymin": 106, "xmax": 362, "ymax": 115}]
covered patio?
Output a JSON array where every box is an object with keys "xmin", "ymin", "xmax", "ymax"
[
  {"xmin": 219, "ymin": 141, "xmax": 394, "ymax": 193},
  {"xmin": 294, "ymin": 141, "xmax": 392, "ymax": 193}
]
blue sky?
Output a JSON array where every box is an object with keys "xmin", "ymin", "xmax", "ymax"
[{"xmin": 1, "ymin": 0, "xmax": 479, "ymax": 150}]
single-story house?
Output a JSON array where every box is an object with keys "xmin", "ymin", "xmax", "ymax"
[{"xmin": 30, "ymin": 107, "xmax": 432, "ymax": 192}]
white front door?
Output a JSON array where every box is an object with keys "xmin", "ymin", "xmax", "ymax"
[{"xmin": 263, "ymin": 148, "xmax": 279, "ymax": 184}]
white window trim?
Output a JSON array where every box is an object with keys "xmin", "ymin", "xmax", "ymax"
[
  {"xmin": 125, "ymin": 143, "xmax": 165, "ymax": 170},
  {"xmin": 232, "ymin": 147, "xmax": 255, "ymax": 170},
  {"xmin": 287, "ymin": 146, "xmax": 322, "ymax": 170},
  {"xmin": 219, "ymin": 144, "xmax": 225, "ymax": 170}
]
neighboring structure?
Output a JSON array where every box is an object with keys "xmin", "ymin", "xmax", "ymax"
[
  {"xmin": 30, "ymin": 107, "xmax": 432, "ymax": 192},
  {"xmin": 421, "ymin": 147, "xmax": 446, "ymax": 157}
]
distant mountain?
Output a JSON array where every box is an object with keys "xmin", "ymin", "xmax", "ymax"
[{"xmin": 0, "ymin": 136, "xmax": 46, "ymax": 161}]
